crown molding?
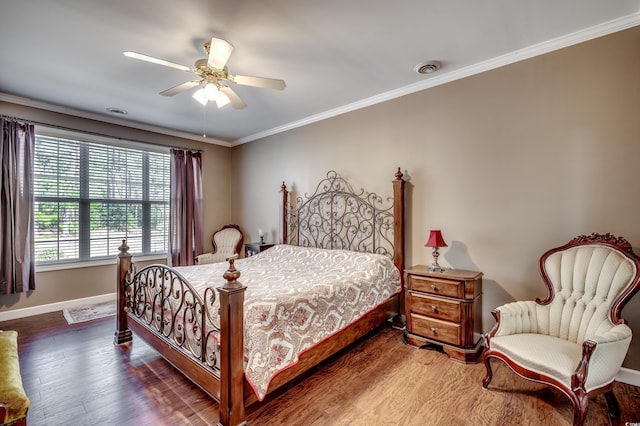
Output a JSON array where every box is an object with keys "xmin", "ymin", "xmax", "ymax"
[
  {"xmin": 233, "ymin": 12, "xmax": 640, "ymax": 146},
  {"xmin": 0, "ymin": 92, "xmax": 231, "ymax": 148}
]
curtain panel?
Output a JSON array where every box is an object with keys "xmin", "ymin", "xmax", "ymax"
[
  {"xmin": 0, "ymin": 117, "xmax": 36, "ymax": 294},
  {"xmin": 169, "ymin": 148, "xmax": 203, "ymax": 266}
]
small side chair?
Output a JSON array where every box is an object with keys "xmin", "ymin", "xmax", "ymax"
[
  {"xmin": 482, "ymin": 233, "xmax": 640, "ymax": 425},
  {"xmin": 195, "ymin": 224, "xmax": 243, "ymax": 265}
]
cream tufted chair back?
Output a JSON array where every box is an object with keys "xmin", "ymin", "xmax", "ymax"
[
  {"xmin": 195, "ymin": 224, "xmax": 243, "ymax": 265},
  {"xmin": 539, "ymin": 244, "xmax": 637, "ymax": 343},
  {"xmin": 213, "ymin": 228, "xmax": 242, "ymax": 255},
  {"xmin": 482, "ymin": 233, "xmax": 640, "ymax": 426}
]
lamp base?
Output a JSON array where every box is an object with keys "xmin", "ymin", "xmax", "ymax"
[
  {"xmin": 428, "ymin": 247, "xmax": 446, "ymax": 272},
  {"xmin": 427, "ymin": 263, "xmax": 447, "ymax": 273}
]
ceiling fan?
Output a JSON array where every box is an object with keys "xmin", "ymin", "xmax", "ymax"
[{"xmin": 123, "ymin": 37, "xmax": 286, "ymax": 109}]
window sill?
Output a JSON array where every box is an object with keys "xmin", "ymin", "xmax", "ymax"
[{"xmin": 35, "ymin": 254, "xmax": 168, "ymax": 272}]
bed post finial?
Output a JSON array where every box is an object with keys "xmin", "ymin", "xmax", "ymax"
[
  {"xmin": 118, "ymin": 239, "xmax": 130, "ymax": 257},
  {"xmin": 114, "ymin": 239, "xmax": 133, "ymax": 345},
  {"xmin": 395, "ymin": 167, "xmax": 403, "ymax": 181},
  {"xmin": 222, "ymin": 258, "xmax": 242, "ymax": 288}
]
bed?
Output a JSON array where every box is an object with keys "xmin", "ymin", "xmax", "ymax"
[{"xmin": 114, "ymin": 168, "xmax": 406, "ymax": 426}]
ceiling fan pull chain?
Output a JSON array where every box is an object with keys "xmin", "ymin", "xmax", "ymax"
[{"xmin": 202, "ymin": 101, "xmax": 207, "ymax": 138}]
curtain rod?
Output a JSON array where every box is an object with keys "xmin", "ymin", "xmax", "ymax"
[{"xmin": 1, "ymin": 114, "xmax": 202, "ymax": 153}]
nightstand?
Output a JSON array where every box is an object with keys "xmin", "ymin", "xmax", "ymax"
[
  {"xmin": 244, "ymin": 242, "xmax": 274, "ymax": 257},
  {"xmin": 404, "ymin": 266, "xmax": 483, "ymax": 363}
]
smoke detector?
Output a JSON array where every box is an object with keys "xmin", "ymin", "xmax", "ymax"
[{"xmin": 415, "ymin": 61, "xmax": 442, "ymax": 74}]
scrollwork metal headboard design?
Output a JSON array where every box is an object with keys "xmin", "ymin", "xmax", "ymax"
[{"xmin": 281, "ymin": 170, "xmax": 397, "ymax": 259}]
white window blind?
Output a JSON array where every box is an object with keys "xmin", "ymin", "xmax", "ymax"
[{"xmin": 33, "ymin": 133, "xmax": 170, "ymax": 264}]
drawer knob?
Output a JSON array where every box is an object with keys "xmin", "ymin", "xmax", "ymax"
[
  {"xmin": 431, "ymin": 284, "xmax": 437, "ymax": 291},
  {"xmin": 430, "ymin": 327, "xmax": 437, "ymax": 333},
  {"xmin": 431, "ymin": 305, "xmax": 437, "ymax": 312}
]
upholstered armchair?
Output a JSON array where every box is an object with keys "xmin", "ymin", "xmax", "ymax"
[
  {"xmin": 482, "ymin": 233, "xmax": 640, "ymax": 425},
  {"xmin": 195, "ymin": 224, "xmax": 243, "ymax": 265}
]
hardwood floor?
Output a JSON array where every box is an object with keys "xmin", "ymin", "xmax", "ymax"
[{"xmin": 1, "ymin": 311, "xmax": 639, "ymax": 425}]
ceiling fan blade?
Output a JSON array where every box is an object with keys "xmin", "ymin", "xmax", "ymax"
[
  {"xmin": 207, "ymin": 37, "xmax": 234, "ymax": 69},
  {"xmin": 220, "ymin": 86, "xmax": 247, "ymax": 109},
  {"xmin": 232, "ymin": 74, "xmax": 286, "ymax": 90},
  {"xmin": 123, "ymin": 51, "xmax": 191, "ymax": 72},
  {"xmin": 160, "ymin": 80, "xmax": 201, "ymax": 96}
]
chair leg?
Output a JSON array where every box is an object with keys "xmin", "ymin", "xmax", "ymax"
[
  {"xmin": 482, "ymin": 355, "xmax": 493, "ymax": 389},
  {"xmin": 604, "ymin": 390, "xmax": 621, "ymax": 419},
  {"xmin": 571, "ymin": 393, "xmax": 590, "ymax": 426},
  {"xmin": 572, "ymin": 402, "xmax": 587, "ymax": 426}
]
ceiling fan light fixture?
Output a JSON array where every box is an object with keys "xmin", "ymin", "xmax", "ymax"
[
  {"xmin": 204, "ymin": 83, "xmax": 219, "ymax": 100},
  {"xmin": 192, "ymin": 88, "xmax": 208, "ymax": 106},
  {"xmin": 216, "ymin": 91, "xmax": 231, "ymax": 108}
]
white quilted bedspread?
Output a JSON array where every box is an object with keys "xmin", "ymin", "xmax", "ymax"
[{"xmin": 173, "ymin": 244, "xmax": 401, "ymax": 400}]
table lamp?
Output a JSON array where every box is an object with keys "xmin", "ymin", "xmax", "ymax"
[{"xmin": 425, "ymin": 230, "xmax": 447, "ymax": 272}]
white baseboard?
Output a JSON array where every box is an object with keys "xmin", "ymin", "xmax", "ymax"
[
  {"xmin": 616, "ymin": 367, "xmax": 640, "ymax": 387},
  {"xmin": 0, "ymin": 293, "xmax": 116, "ymax": 322}
]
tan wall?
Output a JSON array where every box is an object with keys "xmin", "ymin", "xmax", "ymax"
[
  {"xmin": 231, "ymin": 27, "xmax": 640, "ymax": 369},
  {"xmin": 2, "ymin": 26, "xmax": 639, "ymax": 370},
  {"xmin": 0, "ymin": 103, "xmax": 232, "ymax": 312}
]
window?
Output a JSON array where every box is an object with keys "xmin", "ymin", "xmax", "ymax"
[{"xmin": 33, "ymin": 129, "xmax": 170, "ymax": 264}]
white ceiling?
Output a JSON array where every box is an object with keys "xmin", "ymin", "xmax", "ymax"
[{"xmin": 1, "ymin": 1, "xmax": 639, "ymax": 146}]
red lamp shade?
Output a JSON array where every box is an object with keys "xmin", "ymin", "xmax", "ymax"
[{"xmin": 425, "ymin": 230, "xmax": 447, "ymax": 248}]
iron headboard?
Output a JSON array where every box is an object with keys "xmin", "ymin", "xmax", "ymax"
[{"xmin": 280, "ymin": 169, "xmax": 404, "ymax": 262}]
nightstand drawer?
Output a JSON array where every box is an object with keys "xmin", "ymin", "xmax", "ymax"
[
  {"xmin": 409, "ymin": 292, "xmax": 461, "ymax": 323},
  {"xmin": 409, "ymin": 275, "xmax": 462, "ymax": 298},
  {"xmin": 410, "ymin": 314, "xmax": 460, "ymax": 346}
]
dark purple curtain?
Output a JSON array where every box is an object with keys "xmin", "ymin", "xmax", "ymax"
[
  {"xmin": 0, "ymin": 117, "xmax": 35, "ymax": 294},
  {"xmin": 169, "ymin": 148, "xmax": 203, "ymax": 266}
]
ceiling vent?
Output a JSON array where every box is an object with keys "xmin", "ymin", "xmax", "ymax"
[
  {"xmin": 415, "ymin": 61, "xmax": 442, "ymax": 74},
  {"xmin": 107, "ymin": 107, "xmax": 128, "ymax": 115}
]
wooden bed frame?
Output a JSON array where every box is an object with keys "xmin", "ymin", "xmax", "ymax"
[{"xmin": 114, "ymin": 168, "xmax": 406, "ymax": 426}]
